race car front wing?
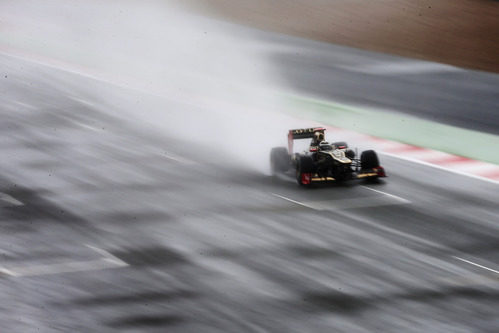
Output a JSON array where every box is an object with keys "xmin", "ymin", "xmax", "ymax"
[{"xmin": 301, "ymin": 166, "xmax": 386, "ymax": 184}]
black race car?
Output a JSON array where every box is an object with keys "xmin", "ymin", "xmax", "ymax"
[{"xmin": 270, "ymin": 127, "xmax": 386, "ymax": 186}]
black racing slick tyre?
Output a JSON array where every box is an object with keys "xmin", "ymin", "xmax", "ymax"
[
  {"xmin": 270, "ymin": 147, "xmax": 290, "ymax": 174},
  {"xmin": 295, "ymin": 155, "xmax": 314, "ymax": 186},
  {"xmin": 345, "ymin": 149, "xmax": 356, "ymax": 159},
  {"xmin": 360, "ymin": 150, "xmax": 380, "ymax": 170}
]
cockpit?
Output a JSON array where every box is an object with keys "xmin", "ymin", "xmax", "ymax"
[{"xmin": 318, "ymin": 141, "xmax": 333, "ymax": 151}]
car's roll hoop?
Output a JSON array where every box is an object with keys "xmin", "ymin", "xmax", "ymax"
[{"xmin": 288, "ymin": 127, "xmax": 326, "ymax": 154}]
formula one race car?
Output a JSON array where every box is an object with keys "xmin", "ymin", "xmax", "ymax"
[{"xmin": 270, "ymin": 127, "xmax": 386, "ymax": 186}]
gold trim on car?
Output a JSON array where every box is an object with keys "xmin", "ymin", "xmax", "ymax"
[
  {"xmin": 357, "ymin": 172, "xmax": 378, "ymax": 178},
  {"xmin": 311, "ymin": 177, "xmax": 336, "ymax": 181}
]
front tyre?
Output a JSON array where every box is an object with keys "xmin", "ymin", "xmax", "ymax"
[
  {"xmin": 296, "ymin": 155, "xmax": 314, "ymax": 186},
  {"xmin": 360, "ymin": 150, "xmax": 380, "ymax": 170}
]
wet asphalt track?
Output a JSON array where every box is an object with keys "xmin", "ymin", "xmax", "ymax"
[
  {"xmin": 1, "ymin": 52, "xmax": 499, "ymax": 333},
  {"xmin": 265, "ymin": 34, "xmax": 499, "ymax": 135}
]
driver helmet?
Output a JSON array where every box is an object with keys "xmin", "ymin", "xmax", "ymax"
[{"xmin": 313, "ymin": 131, "xmax": 325, "ymax": 143}]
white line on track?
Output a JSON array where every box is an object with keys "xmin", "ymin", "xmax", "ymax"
[
  {"xmin": 343, "ymin": 61, "xmax": 462, "ymax": 75},
  {"xmin": 272, "ymin": 188, "xmax": 409, "ymax": 210},
  {"xmin": 0, "ymin": 193, "xmax": 24, "ymax": 206},
  {"xmin": 453, "ymin": 256, "xmax": 499, "ymax": 275},
  {"xmin": 0, "ymin": 245, "xmax": 128, "ymax": 277},
  {"xmin": 381, "ymin": 152, "xmax": 499, "ymax": 186},
  {"xmin": 14, "ymin": 101, "xmax": 36, "ymax": 109},
  {"xmin": 396, "ymin": 149, "xmax": 453, "ymax": 161},
  {"xmin": 164, "ymin": 152, "xmax": 195, "ymax": 164},
  {"xmin": 338, "ymin": 209, "xmax": 449, "ymax": 250},
  {"xmin": 271, "ymin": 193, "xmax": 315, "ymax": 209},
  {"xmin": 0, "ymin": 267, "xmax": 16, "ymax": 276},
  {"xmin": 438, "ymin": 160, "xmax": 498, "ymax": 174},
  {"xmin": 84, "ymin": 244, "xmax": 128, "ymax": 266},
  {"xmin": 361, "ymin": 186, "xmax": 410, "ymax": 203},
  {"xmin": 75, "ymin": 122, "xmax": 100, "ymax": 132}
]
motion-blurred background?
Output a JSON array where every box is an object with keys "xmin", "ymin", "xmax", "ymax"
[{"xmin": 1, "ymin": 1, "xmax": 498, "ymax": 332}]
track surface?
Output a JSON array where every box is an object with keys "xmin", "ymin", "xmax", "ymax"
[
  {"xmin": 265, "ymin": 33, "xmax": 499, "ymax": 135},
  {"xmin": 1, "ymin": 53, "xmax": 498, "ymax": 332}
]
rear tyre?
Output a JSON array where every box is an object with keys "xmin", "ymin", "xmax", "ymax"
[
  {"xmin": 361, "ymin": 150, "xmax": 380, "ymax": 170},
  {"xmin": 296, "ymin": 155, "xmax": 314, "ymax": 186},
  {"xmin": 270, "ymin": 147, "xmax": 290, "ymax": 174}
]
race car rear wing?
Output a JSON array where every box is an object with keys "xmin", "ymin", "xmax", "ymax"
[{"xmin": 288, "ymin": 127, "xmax": 325, "ymax": 154}]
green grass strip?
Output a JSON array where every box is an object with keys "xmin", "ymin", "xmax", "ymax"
[{"xmin": 285, "ymin": 95, "xmax": 499, "ymax": 165}]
